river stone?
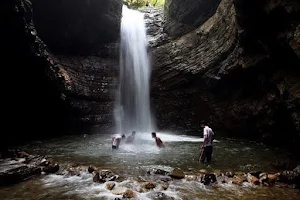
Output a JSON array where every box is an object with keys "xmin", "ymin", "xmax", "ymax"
[
  {"xmin": 225, "ymin": 171, "xmax": 235, "ymax": 178},
  {"xmin": 147, "ymin": 191, "xmax": 175, "ymax": 200},
  {"xmin": 213, "ymin": 170, "xmax": 222, "ymax": 177},
  {"xmin": 201, "ymin": 174, "xmax": 217, "ymax": 185},
  {"xmin": 199, "ymin": 169, "xmax": 208, "ymax": 174},
  {"xmin": 228, "ymin": 177, "xmax": 243, "ymax": 185},
  {"xmin": 249, "ymin": 171, "xmax": 263, "ymax": 178},
  {"xmin": 267, "ymin": 173, "xmax": 280, "ymax": 184},
  {"xmin": 43, "ymin": 163, "xmax": 59, "ymax": 174},
  {"xmin": 88, "ymin": 166, "xmax": 96, "ymax": 173},
  {"xmin": 247, "ymin": 173, "xmax": 260, "ymax": 185},
  {"xmin": 234, "ymin": 174, "xmax": 247, "ymax": 182},
  {"xmin": 123, "ymin": 189, "xmax": 135, "ymax": 198},
  {"xmin": 112, "ymin": 187, "xmax": 128, "ymax": 195},
  {"xmin": 144, "ymin": 182, "xmax": 155, "ymax": 189},
  {"xmin": 106, "ymin": 182, "xmax": 115, "ymax": 190},
  {"xmin": 170, "ymin": 168, "xmax": 185, "ymax": 179},
  {"xmin": 184, "ymin": 175, "xmax": 199, "ymax": 181}
]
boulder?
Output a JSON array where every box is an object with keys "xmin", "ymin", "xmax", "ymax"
[
  {"xmin": 112, "ymin": 187, "xmax": 128, "ymax": 195},
  {"xmin": 201, "ymin": 174, "xmax": 217, "ymax": 185},
  {"xmin": 106, "ymin": 182, "xmax": 116, "ymax": 190},
  {"xmin": 199, "ymin": 169, "xmax": 208, "ymax": 174},
  {"xmin": 228, "ymin": 177, "xmax": 243, "ymax": 185},
  {"xmin": 88, "ymin": 166, "xmax": 96, "ymax": 173},
  {"xmin": 0, "ymin": 166, "xmax": 41, "ymax": 186},
  {"xmin": 144, "ymin": 182, "xmax": 155, "ymax": 189},
  {"xmin": 225, "ymin": 171, "xmax": 235, "ymax": 178},
  {"xmin": 170, "ymin": 168, "xmax": 185, "ymax": 179},
  {"xmin": 146, "ymin": 192, "xmax": 175, "ymax": 200},
  {"xmin": 123, "ymin": 189, "xmax": 136, "ymax": 198},
  {"xmin": 43, "ymin": 164, "xmax": 59, "ymax": 174},
  {"xmin": 247, "ymin": 173, "xmax": 260, "ymax": 185}
]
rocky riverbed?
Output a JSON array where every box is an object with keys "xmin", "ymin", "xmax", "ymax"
[{"xmin": 1, "ymin": 133, "xmax": 300, "ymax": 199}]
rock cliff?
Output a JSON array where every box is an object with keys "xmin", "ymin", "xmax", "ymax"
[
  {"xmin": 150, "ymin": 0, "xmax": 300, "ymax": 150},
  {"xmin": 1, "ymin": 0, "xmax": 123, "ymax": 149}
]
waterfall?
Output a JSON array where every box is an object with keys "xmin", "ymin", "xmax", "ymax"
[{"xmin": 114, "ymin": 5, "xmax": 153, "ymax": 135}]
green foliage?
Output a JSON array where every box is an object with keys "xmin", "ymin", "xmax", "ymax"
[
  {"xmin": 149, "ymin": 0, "xmax": 165, "ymax": 7},
  {"xmin": 123, "ymin": 0, "xmax": 165, "ymax": 8}
]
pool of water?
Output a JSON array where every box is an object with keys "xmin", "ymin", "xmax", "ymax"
[{"xmin": 0, "ymin": 132, "xmax": 299, "ymax": 199}]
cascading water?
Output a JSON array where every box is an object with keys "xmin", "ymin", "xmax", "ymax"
[{"xmin": 114, "ymin": 5, "xmax": 153, "ymax": 134}]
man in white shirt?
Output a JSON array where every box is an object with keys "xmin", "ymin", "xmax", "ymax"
[{"xmin": 199, "ymin": 120, "xmax": 214, "ymax": 163}]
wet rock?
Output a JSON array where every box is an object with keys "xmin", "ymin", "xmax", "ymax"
[
  {"xmin": 234, "ymin": 174, "xmax": 247, "ymax": 182},
  {"xmin": 225, "ymin": 171, "xmax": 235, "ymax": 178},
  {"xmin": 144, "ymin": 182, "xmax": 155, "ymax": 189},
  {"xmin": 67, "ymin": 167, "xmax": 83, "ymax": 176},
  {"xmin": 247, "ymin": 173, "xmax": 260, "ymax": 185},
  {"xmin": 39, "ymin": 158, "xmax": 50, "ymax": 167},
  {"xmin": 147, "ymin": 168, "xmax": 170, "ymax": 176},
  {"xmin": 249, "ymin": 171, "xmax": 263, "ymax": 179},
  {"xmin": 17, "ymin": 151, "xmax": 30, "ymax": 158},
  {"xmin": 228, "ymin": 177, "xmax": 244, "ymax": 185},
  {"xmin": 213, "ymin": 170, "xmax": 222, "ymax": 177},
  {"xmin": 293, "ymin": 166, "xmax": 300, "ymax": 174},
  {"xmin": 0, "ymin": 166, "xmax": 41, "ymax": 186},
  {"xmin": 278, "ymin": 170, "xmax": 300, "ymax": 188},
  {"xmin": 266, "ymin": 173, "xmax": 280, "ymax": 185},
  {"xmin": 160, "ymin": 176, "xmax": 172, "ymax": 182},
  {"xmin": 199, "ymin": 169, "xmax": 208, "ymax": 174},
  {"xmin": 123, "ymin": 189, "xmax": 135, "ymax": 198},
  {"xmin": 201, "ymin": 174, "xmax": 217, "ymax": 185},
  {"xmin": 88, "ymin": 166, "xmax": 96, "ymax": 173},
  {"xmin": 112, "ymin": 187, "xmax": 128, "ymax": 195},
  {"xmin": 93, "ymin": 172, "xmax": 103, "ymax": 183},
  {"xmin": 100, "ymin": 170, "xmax": 119, "ymax": 182},
  {"xmin": 43, "ymin": 163, "xmax": 59, "ymax": 174},
  {"xmin": 184, "ymin": 175, "xmax": 199, "ymax": 181},
  {"xmin": 170, "ymin": 168, "xmax": 185, "ymax": 179},
  {"xmin": 147, "ymin": 192, "xmax": 175, "ymax": 200},
  {"xmin": 217, "ymin": 175, "xmax": 228, "ymax": 184},
  {"xmin": 106, "ymin": 182, "xmax": 116, "ymax": 190}
]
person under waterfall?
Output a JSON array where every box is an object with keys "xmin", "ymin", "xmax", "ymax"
[
  {"xmin": 112, "ymin": 134, "xmax": 126, "ymax": 149},
  {"xmin": 199, "ymin": 120, "xmax": 214, "ymax": 163},
  {"xmin": 125, "ymin": 131, "xmax": 136, "ymax": 143},
  {"xmin": 152, "ymin": 132, "xmax": 165, "ymax": 148}
]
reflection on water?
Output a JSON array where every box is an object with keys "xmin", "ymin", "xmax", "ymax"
[{"xmin": 0, "ymin": 132, "xmax": 298, "ymax": 199}]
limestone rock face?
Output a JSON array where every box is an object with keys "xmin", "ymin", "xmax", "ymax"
[
  {"xmin": 164, "ymin": 0, "xmax": 222, "ymax": 37},
  {"xmin": 31, "ymin": 0, "xmax": 123, "ymax": 54},
  {"xmin": 150, "ymin": 0, "xmax": 300, "ymax": 151}
]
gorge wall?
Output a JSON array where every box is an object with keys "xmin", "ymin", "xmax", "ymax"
[
  {"xmin": 1, "ymin": 0, "xmax": 123, "ymax": 149},
  {"xmin": 150, "ymin": 0, "xmax": 300, "ymax": 151},
  {"xmin": 2, "ymin": 0, "xmax": 300, "ymax": 153}
]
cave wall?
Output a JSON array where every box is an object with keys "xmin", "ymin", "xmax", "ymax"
[
  {"xmin": 31, "ymin": 0, "xmax": 122, "ymax": 54},
  {"xmin": 1, "ymin": 0, "xmax": 123, "ymax": 149},
  {"xmin": 151, "ymin": 0, "xmax": 300, "ymax": 150},
  {"xmin": 164, "ymin": 0, "xmax": 222, "ymax": 37},
  {"xmin": 1, "ymin": 0, "xmax": 69, "ymax": 148}
]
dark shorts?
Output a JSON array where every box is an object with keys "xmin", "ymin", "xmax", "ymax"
[
  {"xmin": 112, "ymin": 145, "xmax": 118, "ymax": 149},
  {"xmin": 200, "ymin": 146, "xmax": 213, "ymax": 163}
]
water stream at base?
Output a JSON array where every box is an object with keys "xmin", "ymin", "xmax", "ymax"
[{"xmin": 0, "ymin": 133, "xmax": 298, "ymax": 200}]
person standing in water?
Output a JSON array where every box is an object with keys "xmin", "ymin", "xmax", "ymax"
[
  {"xmin": 146, "ymin": 0, "xmax": 150, "ymax": 7},
  {"xmin": 152, "ymin": 132, "xmax": 165, "ymax": 148},
  {"xmin": 125, "ymin": 131, "xmax": 136, "ymax": 143},
  {"xmin": 199, "ymin": 120, "xmax": 214, "ymax": 163},
  {"xmin": 112, "ymin": 134, "xmax": 126, "ymax": 149}
]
